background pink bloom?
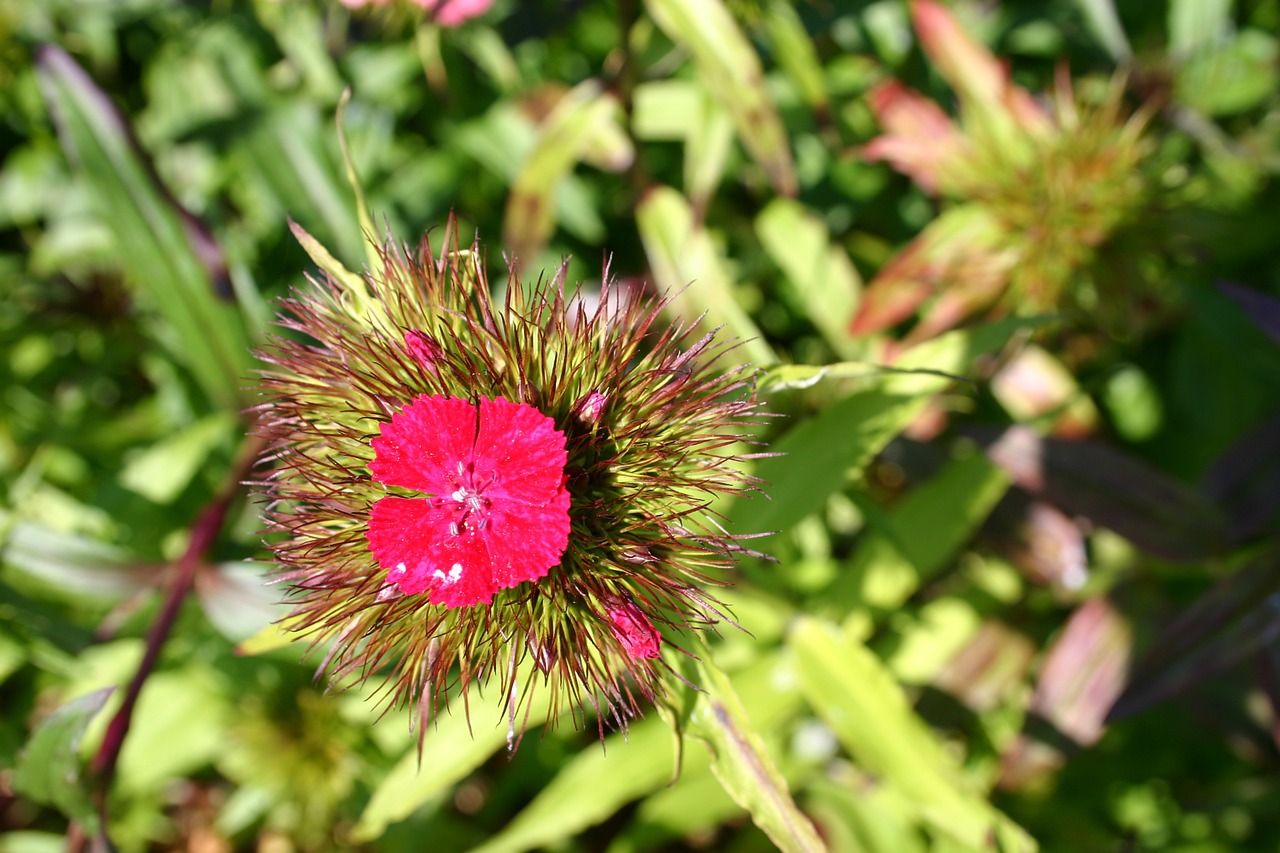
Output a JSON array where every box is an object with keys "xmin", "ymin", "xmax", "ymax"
[
  {"xmin": 366, "ymin": 395, "xmax": 570, "ymax": 608},
  {"xmin": 416, "ymin": 0, "xmax": 491, "ymax": 26},
  {"xmin": 337, "ymin": 0, "xmax": 492, "ymax": 26}
]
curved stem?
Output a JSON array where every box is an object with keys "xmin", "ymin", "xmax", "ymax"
[{"xmin": 87, "ymin": 431, "xmax": 265, "ymax": 834}]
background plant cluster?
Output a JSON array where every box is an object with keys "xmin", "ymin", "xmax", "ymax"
[{"xmin": 2, "ymin": 0, "xmax": 1280, "ymax": 851}]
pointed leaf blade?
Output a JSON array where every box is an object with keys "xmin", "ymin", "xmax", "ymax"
[{"xmin": 14, "ymin": 687, "xmax": 116, "ymax": 832}]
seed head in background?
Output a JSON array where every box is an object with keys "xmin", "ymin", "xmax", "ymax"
[
  {"xmin": 254, "ymin": 218, "xmax": 764, "ymax": 739},
  {"xmin": 854, "ymin": 0, "xmax": 1168, "ymax": 348}
]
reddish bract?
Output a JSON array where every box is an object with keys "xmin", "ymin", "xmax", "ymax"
[{"xmin": 366, "ymin": 395, "xmax": 570, "ymax": 608}]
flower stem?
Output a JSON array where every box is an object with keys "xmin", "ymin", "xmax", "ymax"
[{"xmin": 87, "ymin": 431, "xmax": 265, "ymax": 835}]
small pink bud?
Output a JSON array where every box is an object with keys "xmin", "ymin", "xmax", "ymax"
[
  {"xmin": 403, "ymin": 330, "xmax": 443, "ymax": 378},
  {"xmin": 605, "ymin": 599, "xmax": 661, "ymax": 660},
  {"xmin": 573, "ymin": 391, "xmax": 608, "ymax": 426}
]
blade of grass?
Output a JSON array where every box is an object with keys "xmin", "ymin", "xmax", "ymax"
[{"xmin": 38, "ymin": 45, "xmax": 253, "ymax": 411}]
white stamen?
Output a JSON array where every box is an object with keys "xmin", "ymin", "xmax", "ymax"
[{"xmin": 432, "ymin": 563, "xmax": 464, "ymax": 585}]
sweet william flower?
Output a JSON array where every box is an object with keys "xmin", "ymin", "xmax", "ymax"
[
  {"xmin": 367, "ymin": 394, "xmax": 571, "ymax": 607},
  {"xmin": 255, "ymin": 218, "xmax": 763, "ymax": 736}
]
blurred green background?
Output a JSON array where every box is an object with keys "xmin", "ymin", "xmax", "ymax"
[{"xmin": 3, "ymin": 0, "xmax": 1280, "ymax": 850}]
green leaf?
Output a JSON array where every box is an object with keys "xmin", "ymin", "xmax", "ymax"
[
  {"xmin": 1168, "ymin": 0, "xmax": 1232, "ymax": 56},
  {"xmin": 1175, "ymin": 29, "xmax": 1279, "ymax": 117},
  {"xmin": 756, "ymin": 361, "xmax": 967, "ymax": 395},
  {"xmin": 682, "ymin": 88, "xmax": 735, "ymax": 213},
  {"xmin": 645, "ymin": 0, "xmax": 797, "ymax": 195},
  {"xmin": 830, "ymin": 449, "xmax": 1010, "ymax": 615},
  {"xmin": 288, "ymin": 220, "xmax": 365, "ymax": 293},
  {"xmin": 115, "ymin": 667, "xmax": 228, "ymax": 795},
  {"xmin": 239, "ymin": 100, "xmax": 365, "ymax": 265},
  {"xmin": 761, "ymin": 0, "xmax": 828, "ymax": 112},
  {"xmin": 503, "ymin": 80, "xmax": 628, "ymax": 269},
  {"xmin": 790, "ymin": 618, "xmax": 1034, "ymax": 851},
  {"xmin": 37, "ymin": 46, "xmax": 253, "ymax": 412},
  {"xmin": 734, "ymin": 322, "xmax": 1014, "ymax": 537},
  {"xmin": 117, "ymin": 412, "xmax": 237, "ymax": 504},
  {"xmin": 636, "ymin": 185, "xmax": 776, "ymax": 368},
  {"xmin": 13, "ymin": 687, "xmax": 115, "ymax": 832},
  {"xmin": 468, "ymin": 654, "xmax": 802, "ymax": 853},
  {"xmin": 1, "ymin": 518, "xmax": 151, "ymax": 601},
  {"xmin": 451, "ymin": 102, "xmax": 605, "ymax": 245},
  {"xmin": 805, "ymin": 773, "xmax": 926, "ymax": 853},
  {"xmin": 756, "ymin": 198, "xmax": 862, "ymax": 359},
  {"xmin": 353, "ymin": 676, "xmax": 554, "ymax": 842},
  {"xmin": 1073, "ymin": 0, "xmax": 1133, "ymax": 61},
  {"xmin": 731, "ymin": 388, "xmax": 927, "ymax": 537},
  {"xmin": 336, "ymin": 89, "xmax": 383, "ymax": 274},
  {"xmin": 684, "ymin": 644, "xmax": 825, "ymax": 853},
  {"xmin": 195, "ymin": 562, "xmax": 285, "ymax": 644},
  {"xmin": 468, "ymin": 716, "xmax": 676, "ymax": 853}
]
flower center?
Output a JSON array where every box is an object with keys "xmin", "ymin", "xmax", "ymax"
[{"xmin": 439, "ymin": 460, "xmax": 496, "ymax": 534}]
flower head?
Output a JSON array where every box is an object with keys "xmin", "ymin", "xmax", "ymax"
[{"xmin": 255, "ymin": 219, "xmax": 761, "ymax": 735}]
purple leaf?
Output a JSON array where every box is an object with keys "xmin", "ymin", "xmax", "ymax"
[
  {"xmin": 1218, "ymin": 281, "xmax": 1280, "ymax": 347},
  {"xmin": 1200, "ymin": 410, "xmax": 1280, "ymax": 543},
  {"xmin": 974, "ymin": 425, "xmax": 1231, "ymax": 561},
  {"xmin": 1107, "ymin": 547, "xmax": 1280, "ymax": 722}
]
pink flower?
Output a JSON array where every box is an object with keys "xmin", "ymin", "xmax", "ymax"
[
  {"xmin": 365, "ymin": 395, "xmax": 570, "ymax": 608},
  {"xmin": 606, "ymin": 599, "xmax": 662, "ymax": 660},
  {"xmin": 416, "ymin": 0, "xmax": 491, "ymax": 26},
  {"xmin": 337, "ymin": 0, "xmax": 491, "ymax": 27}
]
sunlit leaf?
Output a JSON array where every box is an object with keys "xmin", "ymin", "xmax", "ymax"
[
  {"xmin": 503, "ymin": 80, "xmax": 628, "ymax": 269},
  {"xmin": 645, "ymin": 0, "xmax": 797, "ymax": 195},
  {"xmin": 467, "ymin": 654, "xmax": 801, "ymax": 853},
  {"xmin": 354, "ymin": 670, "xmax": 554, "ymax": 842},
  {"xmin": 791, "ymin": 617, "xmax": 1034, "ymax": 851},
  {"xmin": 829, "ymin": 448, "xmax": 1009, "ymax": 615},
  {"xmin": 733, "ymin": 320, "xmax": 1033, "ymax": 537},
  {"xmin": 683, "ymin": 644, "xmax": 824, "ymax": 853},
  {"xmin": 636, "ymin": 185, "xmax": 776, "ymax": 367},
  {"xmin": 117, "ymin": 412, "xmax": 237, "ymax": 505},
  {"xmin": 756, "ymin": 198, "xmax": 862, "ymax": 359}
]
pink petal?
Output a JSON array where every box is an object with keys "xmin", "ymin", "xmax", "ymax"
[
  {"xmin": 912, "ymin": 0, "xmax": 1050, "ymax": 137},
  {"xmin": 370, "ymin": 395, "xmax": 477, "ymax": 493},
  {"xmin": 861, "ymin": 81, "xmax": 963, "ymax": 195},
  {"xmin": 412, "ymin": 0, "xmax": 492, "ymax": 26},
  {"xmin": 473, "ymin": 397, "xmax": 569, "ymax": 509},
  {"xmin": 368, "ymin": 496, "xmax": 502, "ymax": 607}
]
